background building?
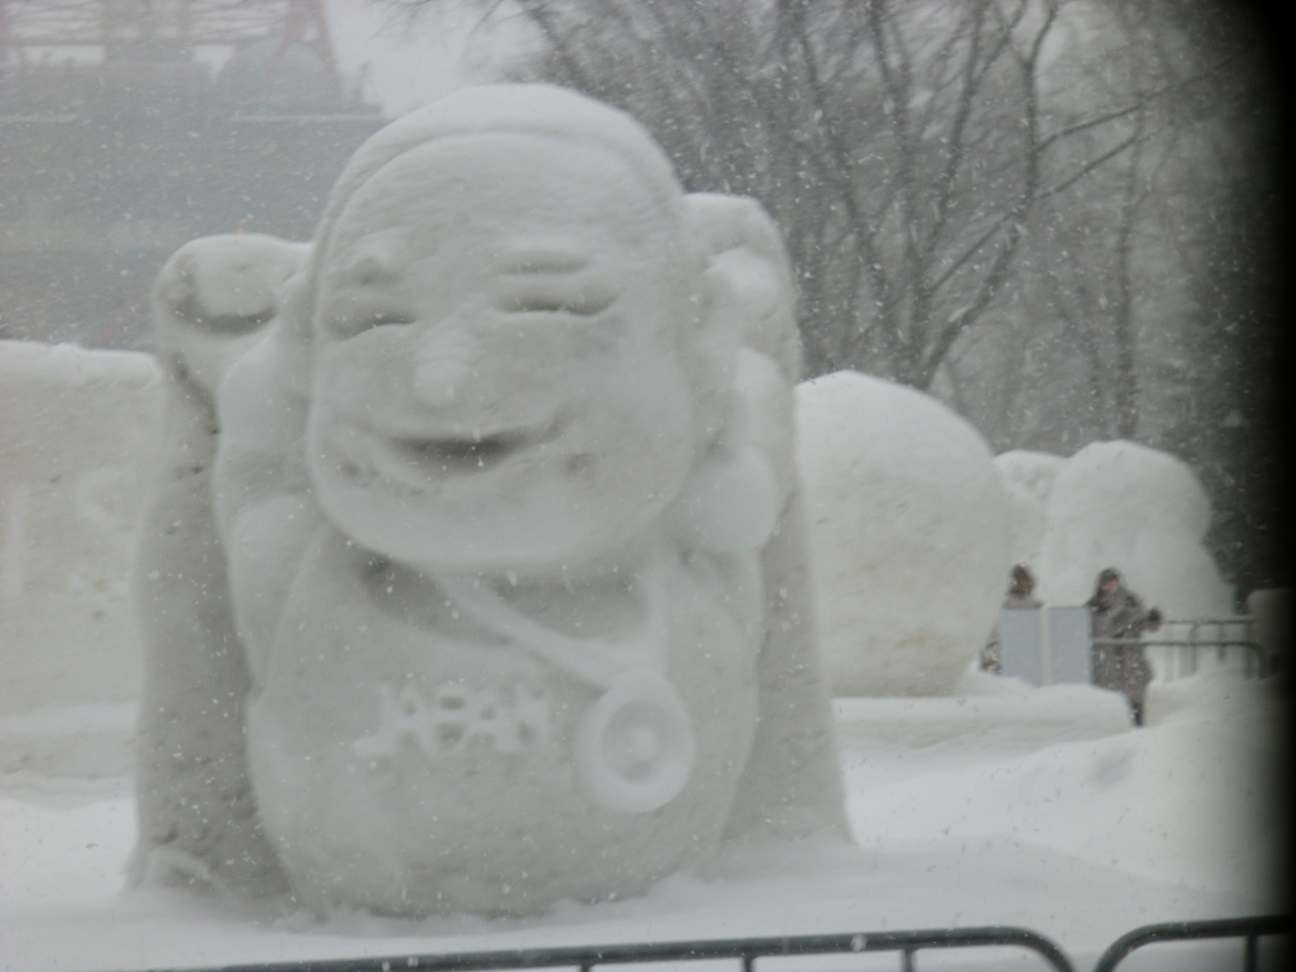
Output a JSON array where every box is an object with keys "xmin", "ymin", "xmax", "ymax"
[{"xmin": 0, "ymin": 0, "xmax": 384, "ymax": 347}]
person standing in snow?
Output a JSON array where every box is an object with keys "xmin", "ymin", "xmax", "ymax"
[
  {"xmin": 1004, "ymin": 564, "xmax": 1042, "ymax": 611},
  {"xmin": 1087, "ymin": 567, "xmax": 1162, "ymax": 726},
  {"xmin": 981, "ymin": 564, "xmax": 1042, "ymax": 672}
]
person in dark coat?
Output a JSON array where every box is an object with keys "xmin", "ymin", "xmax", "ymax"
[{"xmin": 1087, "ymin": 568, "xmax": 1162, "ymax": 725}]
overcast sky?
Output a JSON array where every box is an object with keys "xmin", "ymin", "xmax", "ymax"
[{"xmin": 323, "ymin": 0, "xmax": 515, "ymax": 116}]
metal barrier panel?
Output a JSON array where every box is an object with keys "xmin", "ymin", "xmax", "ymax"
[
  {"xmin": 1046, "ymin": 608, "xmax": 1092, "ymax": 685},
  {"xmin": 116, "ymin": 928, "xmax": 1077, "ymax": 972},
  {"xmin": 1091, "ymin": 914, "xmax": 1293, "ymax": 972},
  {"xmin": 1000, "ymin": 609, "xmax": 1046, "ymax": 684},
  {"xmin": 1000, "ymin": 607, "xmax": 1091, "ymax": 686}
]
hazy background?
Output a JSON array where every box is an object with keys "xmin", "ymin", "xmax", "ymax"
[{"xmin": 0, "ymin": 0, "xmax": 1288, "ymax": 599}]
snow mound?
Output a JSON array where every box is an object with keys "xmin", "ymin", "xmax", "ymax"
[
  {"xmin": 847, "ymin": 670, "xmax": 1285, "ymax": 900},
  {"xmin": 796, "ymin": 371, "xmax": 1013, "ymax": 696},
  {"xmin": 0, "ymin": 341, "xmax": 163, "ymax": 722},
  {"xmin": 833, "ymin": 683, "xmax": 1132, "ymax": 750},
  {"xmin": 0, "ymin": 703, "xmax": 136, "ymax": 778},
  {"xmin": 993, "ymin": 449, "xmax": 1064, "ymax": 569},
  {"xmin": 1036, "ymin": 440, "xmax": 1232, "ymax": 617},
  {"xmin": 1, "ymin": 661, "xmax": 1285, "ymax": 970}
]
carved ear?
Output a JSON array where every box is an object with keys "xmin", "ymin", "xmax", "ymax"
[
  {"xmin": 668, "ymin": 194, "xmax": 800, "ymax": 555},
  {"xmin": 684, "ymin": 193, "xmax": 803, "ymax": 384},
  {"xmin": 152, "ymin": 233, "xmax": 309, "ymax": 398}
]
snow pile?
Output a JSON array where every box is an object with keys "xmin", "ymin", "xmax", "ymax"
[
  {"xmin": 835, "ymin": 678, "xmax": 1134, "ymax": 750},
  {"xmin": 0, "ymin": 341, "xmax": 162, "ymax": 733},
  {"xmin": 992, "ymin": 449, "xmax": 1065, "ymax": 568},
  {"xmin": 796, "ymin": 371, "xmax": 1013, "ymax": 696},
  {"xmin": 1035, "ymin": 440, "xmax": 1233, "ymax": 617},
  {"xmin": 847, "ymin": 668, "xmax": 1287, "ymax": 903}
]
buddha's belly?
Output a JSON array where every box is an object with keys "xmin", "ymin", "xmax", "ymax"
[{"xmin": 246, "ymin": 564, "xmax": 760, "ymax": 915}]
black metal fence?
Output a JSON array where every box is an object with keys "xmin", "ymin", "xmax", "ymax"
[
  {"xmin": 1092, "ymin": 914, "xmax": 1292, "ymax": 972},
  {"xmin": 118, "ymin": 929, "xmax": 1077, "ymax": 972},
  {"xmin": 115, "ymin": 917, "xmax": 1296, "ymax": 972}
]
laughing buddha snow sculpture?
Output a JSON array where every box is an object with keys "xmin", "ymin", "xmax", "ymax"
[{"xmin": 131, "ymin": 84, "xmax": 846, "ymax": 916}]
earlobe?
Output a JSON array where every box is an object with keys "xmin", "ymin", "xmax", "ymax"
[
  {"xmin": 667, "ymin": 429, "xmax": 780, "ymax": 555},
  {"xmin": 667, "ymin": 351, "xmax": 789, "ymax": 556}
]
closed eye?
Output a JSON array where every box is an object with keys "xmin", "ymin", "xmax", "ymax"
[
  {"xmin": 499, "ymin": 295, "xmax": 615, "ymax": 316},
  {"xmin": 364, "ymin": 311, "xmax": 414, "ymax": 328},
  {"xmin": 330, "ymin": 308, "xmax": 414, "ymax": 335},
  {"xmin": 498, "ymin": 288, "xmax": 617, "ymax": 317}
]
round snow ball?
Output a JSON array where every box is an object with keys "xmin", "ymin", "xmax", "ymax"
[
  {"xmin": 994, "ymin": 450, "xmax": 1065, "ymax": 507},
  {"xmin": 796, "ymin": 371, "xmax": 1012, "ymax": 696},
  {"xmin": 993, "ymin": 450, "xmax": 1065, "ymax": 568},
  {"xmin": 1035, "ymin": 440, "xmax": 1230, "ymax": 617}
]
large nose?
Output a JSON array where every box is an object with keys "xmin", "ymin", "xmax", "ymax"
[
  {"xmin": 408, "ymin": 309, "xmax": 579, "ymax": 424},
  {"xmin": 411, "ymin": 320, "xmax": 478, "ymax": 408}
]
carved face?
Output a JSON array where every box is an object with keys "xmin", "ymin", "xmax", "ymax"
[{"xmin": 306, "ymin": 134, "xmax": 701, "ymax": 571}]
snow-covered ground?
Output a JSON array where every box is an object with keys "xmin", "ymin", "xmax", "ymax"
[{"xmin": 2, "ymin": 667, "xmax": 1287, "ymax": 972}]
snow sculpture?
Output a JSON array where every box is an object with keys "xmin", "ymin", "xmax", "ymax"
[
  {"xmin": 1035, "ymin": 440, "xmax": 1232, "ymax": 617},
  {"xmin": 131, "ymin": 84, "xmax": 846, "ymax": 917},
  {"xmin": 796, "ymin": 371, "xmax": 1013, "ymax": 696},
  {"xmin": 993, "ymin": 449, "xmax": 1065, "ymax": 569}
]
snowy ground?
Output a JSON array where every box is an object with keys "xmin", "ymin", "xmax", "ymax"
[{"xmin": 2, "ymin": 668, "xmax": 1288, "ymax": 972}]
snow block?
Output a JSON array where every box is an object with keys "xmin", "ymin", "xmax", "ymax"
[{"xmin": 0, "ymin": 341, "xmax": 162, "ymax": 718}]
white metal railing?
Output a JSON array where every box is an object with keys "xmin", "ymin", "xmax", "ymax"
[
  {"xmin": 1147, "ymin": 616, "xmax": 1261, "ymax": 681},
  {"xmin": 996, "ymin": 611, "xmax": 1274, "ymax": 686}
]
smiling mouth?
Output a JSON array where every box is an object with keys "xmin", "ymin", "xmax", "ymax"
[
  {"xmin": 388, "ymin": 431, "xmax": 530, "ymax": 470},
  {"xmin": 335, "ymin": 422, "xmax": 545, "ymax": 490}
]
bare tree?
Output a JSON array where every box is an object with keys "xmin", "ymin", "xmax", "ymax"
[
  {"xmin": 391, "ymin": 0, "xmax": 1247, "ymax": 406},
  {"xmin": 387, "ymin": 0, "xmax": 1285, "ymax": 591},
  {"xmin": 475, "ymin": 0, "xmax": 1068, "ymax": 388},
  {"xmin": 937, "ymin": 0, "xmax": 1270, "ymax": 448}
]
